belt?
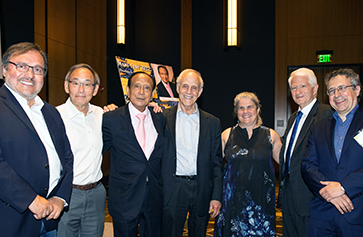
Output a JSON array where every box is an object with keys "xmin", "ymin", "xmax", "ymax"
[
  {"xmin": 175, "ymin": 175, "xmax": 197, "ymax": 180},
  {"xmin": 73, "ymin": 180, "xmax": 101, "ymax": 191}
]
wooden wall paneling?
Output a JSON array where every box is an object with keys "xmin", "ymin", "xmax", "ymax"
[
  {"xmin": 47, "ymin": 39, "xmax": 76, "ymax": 105},
  {"xmin": 48, "ymin": 76, "xmax": 68, "ymax": 106},
  {"xmin": 34, "ymin": 0, "xmax": 47, "ymax": 101},
  {"xmin": 181, "ymin": 0, "xmax": 192, "ymax": 70},
  {"xmin": 274, "ymin": 0, "xmax": 288, "ymax": 136},
  {"xmin": 47, "ymin": 0, "xmax": 76, "ymax": 48}
]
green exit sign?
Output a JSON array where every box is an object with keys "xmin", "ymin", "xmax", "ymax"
[
  {"xmin": 316, "ymin": 50, "xmax": 333, "ymax": 63},
  {"xmin": 317, "ymin": 54, "xmax": 332, "ymax": 63}
]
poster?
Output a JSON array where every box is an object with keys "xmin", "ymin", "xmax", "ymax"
[{"xmin": 115, "ymin": 56, "xmax": 178, "ymax": 109}]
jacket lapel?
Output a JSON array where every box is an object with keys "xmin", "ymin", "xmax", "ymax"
[
  {"xmin": 1, "ymin": 86, "xmax": 37, "ymax": 134},
  {"xmin": 326, "ymin": 116, "xmax": 338, "ymax": 163},
  {"xmin": 341, "ymin": 106, "xmax": 363, "ymax": 156},
  {"xmin": 198, "ymin": 110, "xmax": 209, "ymax": 154}
]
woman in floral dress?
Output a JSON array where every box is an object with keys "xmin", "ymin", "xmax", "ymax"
[{"xmin": 215, "ymin": 92, "xmax": 282, "ymax": 237}]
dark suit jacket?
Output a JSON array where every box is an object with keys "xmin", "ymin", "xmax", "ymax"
[
  {"xmin": 0, "ymin": 86, "xmax": 74, "ymax": 237},
  {"xmin": 162, "ymin": 106, "xmax": 223, "ymax": 216},
  {"xmin": 102, "ymin": 104, "xmax": 166, "ymax": 220},
  {"xmin": 301, "ymin": 105, "xmax": 363, "ymax": 224},
  {"xmin": 278, "ymin": 101, "xmax": 333, "ymax": 216},
  {"xmin": 157, "ymin": 81, "xmax": 178, "ymax": 98}
]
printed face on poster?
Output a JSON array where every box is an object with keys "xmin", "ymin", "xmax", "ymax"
[{"xmin": 115, "ymin": 56, "xmax": 179, "ymax": 109}]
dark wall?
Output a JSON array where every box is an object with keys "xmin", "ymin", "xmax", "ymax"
[
  {"xmin": 1, "ymin": 0, "xmax": 34, "ymax": 52},
  {"xmin": 192, "ymin": 0, "xmax": 275, "ymax": 130},
  {"xmin": 106, "ymin": 0, "xmax": 275, "ymax": 131},
  {"xmin": 107, "ymin": 0, "xmax": 181, "ymax": 107}
]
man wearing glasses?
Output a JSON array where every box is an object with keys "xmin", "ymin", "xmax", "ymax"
[
  {"xmin": 56, "ymin": 64, "xmax": 106, "ymax": 237},
  {"xmin": 302, "ymin": 68, "xmax": 363, "ymax": 236},
  {"xmin": 0, "ymin": 42, "xmax": 73, "ymax": 237}
]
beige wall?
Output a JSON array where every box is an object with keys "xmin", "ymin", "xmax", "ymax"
[
  {"xmin": 275, "ymin": 0, "xmax": 363, "ymax": 135},
  {"xmin": 34, "ymin": 0, "xmax": 107, "ymax": 107}
]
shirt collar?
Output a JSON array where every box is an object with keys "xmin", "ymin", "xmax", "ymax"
[
  {"xmin": 333, "ymin": 103, "xmax": 359, "ymax": 123},
  {"xmin": 65, "ymin": 97, "xmax": 93, "ymax": 119},
  {"xmin": 128, "ymin": 101, "xmax": 150, "ymax": 118},
  {"xmin": 177, "ymin": 103, "xmax": 199, "ymax": 116},
  {"xmin": 5, "ymin": 83, "xmax": 44, "ymax": 110},
  {"xmin": 299, "ymin": 98, "xmax": 317, "ymax": 117}
]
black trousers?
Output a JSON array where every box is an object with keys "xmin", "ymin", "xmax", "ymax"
[{"xmin": 162, "ymin": 177, "xmax": 210, "ymax": 237}]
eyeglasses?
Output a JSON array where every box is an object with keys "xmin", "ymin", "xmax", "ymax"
[
  {"xmin": 68, "ymin": 80, "xmax": 96, "ymax": 89},
  {"xmin": 326, "ymin": 85, "xmax": 355, "ymax": 96},
  {"xmin": 9, "ymin": 61, "xmax": 46, "ymax": 75}
]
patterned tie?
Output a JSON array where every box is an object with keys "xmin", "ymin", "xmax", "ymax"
[
  {"xmin": 136, "ymin": 113, "xmax": 146, "ymax": 152},
  {"xmin": 285, "ymin": 111, "xmax": 303, "ymax": 176}
]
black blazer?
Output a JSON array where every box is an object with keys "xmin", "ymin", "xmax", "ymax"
[
  {"xmin": 0, "ymin": 86, "xmax": 74, "ymax": 237},
  {"xmin": 157, "ymin": 81, "xmax": 178, "ymax": 98},
  {"xmin": 162, "ymin": 106, "xmax": 223, "ymax": 216},
  {"xmin": 278, "ymin": 101, "xmax": 333, "ymax": 216},
  {"xmin": 102, "ymin": 104, "xmax": 166, "ymax": 220},
  {"xmin": 302, "ymin": 105, "xmax": 363, "ymax": 224}
]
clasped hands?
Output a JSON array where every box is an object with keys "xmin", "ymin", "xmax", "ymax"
[
  {"xmin": 319, "ymin": 181, "xmax": 354, "ymax": 214},
  {"xmin": 28, "ymin": 195, "xmax": 65, "ymax": 220}
]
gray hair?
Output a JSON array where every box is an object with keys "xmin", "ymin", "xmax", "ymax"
[
  {"xmin": 234, "ymin": 92, "xmax": 263, "ymax": 126},
  {"xmin": 65, "ymin": 63, "xmax": 100, "ymax": 85},
  {"xmin": 176, "ymin": 69, "xmax": 204, "ymax": 90},
  {"xmin": 288, "ymin": 68, "xmax": 317, "ymax": 88}
]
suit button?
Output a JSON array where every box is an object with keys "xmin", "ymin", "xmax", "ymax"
[
  {"xmin": 45, "ymin": 164, "xmax": 49, "ymax": 169},
  {"xmin": 44, "ymin": 188, "xmax": 48, "ymax": 193}
]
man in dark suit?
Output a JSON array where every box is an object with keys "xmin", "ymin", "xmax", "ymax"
[
  {"xmin": 0, "ymin": 42, "xmax": 73, "ymax": 237},
  {"xmin": 162, "ymin": 69, "xmax": 223, "ymax": 237},
  {"xmin": 278, "ymin": 68, "xmax": 333, "ymax": 237},
  {"xmin": 302, "ymin": 68, "xmax": 363, "ymax": 236},
  {"xmin": 156, "ymin": 65, "xmax": 177, "ymax": 98},
  {"xmin": 102, "ymin": 72, "xmax": 165, "ymax": 237}
]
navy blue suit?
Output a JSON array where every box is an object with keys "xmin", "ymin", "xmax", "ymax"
[
  {"xmin": 102, "ymin": 104, "xmax": 165, "ymax": 236},
  {"xmin": 0, "ymin": 86, "xmax": 74, "ymax": 237},
  {"xmin": 302, "ymin": 106, "xmax": 363, "ymax": 233}
]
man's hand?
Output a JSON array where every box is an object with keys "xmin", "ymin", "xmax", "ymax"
[
  {"xmin": 103, "ymin": 103, "xmax": 118, "ymax": 113},
  {"xmin": 209, "ymin": 200, "xmax": 221, "ymax": 218},
  {"xmin": 319, "ymin": 181, "xmax": 345, "ymax": 202},
  {"xmin": 28, "ymin": 195, "xmax": 53, "ymax": 220},
  {"xmin": 148, "ymin": 102, "xmax": 163, "ymax": 113},
  {"xmin": 46, "ymin": 197, "xmax": 65, "ymax": 220},
  {"xmin": 330, "ymin": 194, "xmax": 354, "ymax": 214}
]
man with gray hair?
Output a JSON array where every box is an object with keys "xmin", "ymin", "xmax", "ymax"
[
  {"xmin": 162, "ymin": 69, "xmax": 223, "ymax": 237},
  {"xmin": 278, "ymin": 68, "xmax": 333, "ymax": 237},
  {"xmin": 57, "ymin": 63, "xmax": 106, "ymax": 237}
]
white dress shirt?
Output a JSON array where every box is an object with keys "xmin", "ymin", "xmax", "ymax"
[
  {"xmin": 284, "ymin": 98, "xmax": 317, "ymax": 162},
  {"xmin": 6, "ymin": 84, "xmax": 62, "ymax": 196},
  {"xmin": 57, "ymin": 98, "xmax": 103, "ymax": 185},
  {"xmin": 129, "ymin": 102, "xmax": 158, "ymax": 159},
  {"xmin": 175, "ymin": 103, "xmax": 200, "ymax": 176}
]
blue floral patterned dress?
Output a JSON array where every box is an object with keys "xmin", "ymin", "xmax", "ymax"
[{"xmin": 215, "ymin": 125, "xmax": 276, "ymax": 237}]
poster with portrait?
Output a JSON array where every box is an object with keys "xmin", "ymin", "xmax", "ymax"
[{"xmin": 115, "ymin": 56, "xmax": 179, "ymax": 109}]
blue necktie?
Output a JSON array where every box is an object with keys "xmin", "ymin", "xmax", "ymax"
[{"xmin": 285, "ymin": 111, "xmax": 303, "ymax": 176}]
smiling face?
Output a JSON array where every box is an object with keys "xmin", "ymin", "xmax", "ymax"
[
  {"xmin": 3, "ymin": 50, "xmax": 44, "ymax": 106},
  {"xmin": 126, "ymin": 73, "xmax": 154, "ymax": 112},
  {"xmin": 237, "ymin": 97, "xmax": 260, "ymax": 128},
  {"xmin": 65, "ymin": 67, "xmax": 99, "ymax": 114},
  {"xmin": 290, "ymin": 75, "xmax": 318, "ymax": 109},
  {"xmin": 328, "ymin": 75, "xmax": 360, "ymax": 120},
  {"xmin": 176, "ymin": 71, "xmax": 203, "ymax": 114},
  {"xmin": 159, "ymin": 67, "xmax": 169, "ymax": 83}
]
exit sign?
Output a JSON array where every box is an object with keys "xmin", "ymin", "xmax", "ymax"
[{"xmin": 316, "ymin": 50, "xmax": 333, "ymax": 63}]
